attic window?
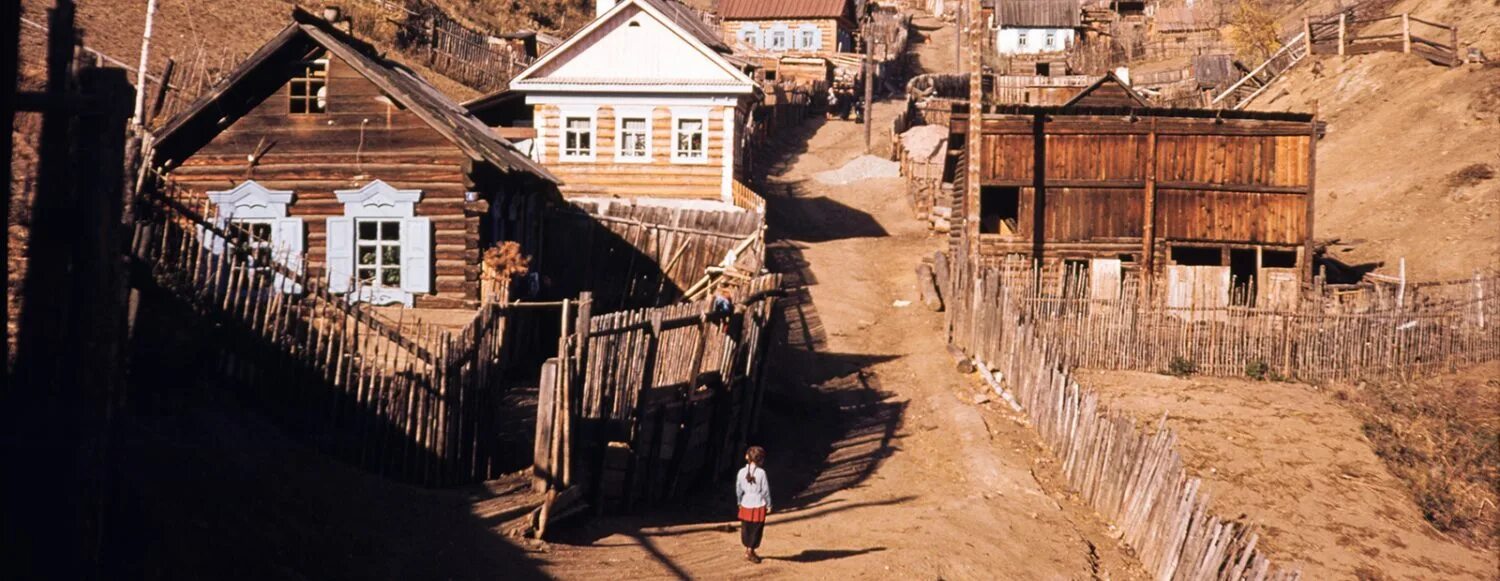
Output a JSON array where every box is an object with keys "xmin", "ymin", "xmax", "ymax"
[
  {"xmin": 290, "ymin": 56, "xmax": 329, "ymax": 114},
  {"xmin": 628, "ymin": 20, "xmax": 641, "ymax": 27}
]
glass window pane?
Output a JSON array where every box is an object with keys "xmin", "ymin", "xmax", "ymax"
[
  {"xmin": 381, "ymin": 246, "xmax": 400, "ymax": 266},
  {"xmin": 358, "ymin": 221, "xmax": 377, "ymax": 240},
  {"xmin": 623, "ymin": 118, "xmax": 646, "ymax": 131},
  {"xmin": 381, "ymin": 221, "xmax": 399, "ymax": 240},
  {"xmin": 382, "ymin": 268, "xmax": 402, "ymax": 286},
  {"xmin": 358, "ymin": 247, "xmax": 376, "ymax": 265},
  {"xmin": 358, "ymin": 268, "xmax": 375, "ymax": 283},
  {"xmin": 568, "ymin": 117, "xmax": 589, "ymax": 130}
]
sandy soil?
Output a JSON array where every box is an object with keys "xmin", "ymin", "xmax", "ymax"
[
  {"xmin": 1249, "ymin": 0, "xmax": 1500, "ymax": 282},
  {"xmin": 1076, "ymin": 369, "xmax": 1499, "ymax": 580}
]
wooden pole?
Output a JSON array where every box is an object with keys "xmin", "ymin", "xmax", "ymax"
[
  {"xmin": 131, "ymin": 0, "xmax": 158, "ymax": 128},
  {"xmin": 955, "ymin": 0, "xmax": 964, "ymax": 73},
  {"xmin": 1401, "ymin": 14, "xmax": 1411, "ymax": 53},
  {"xmin": 1305, "ymin": 101, "xmax": 1317, "ymax": 284},
  {"xmin": 1142, "ymin": 117, "xmax": 1158, "ymax": 279},
  {"xmin": 865, "ymin": 18, "xmax": 875, "ymax": 153},
  {"xmin": 1337, "ymin": 13, "xmax": 1347, "ymax": 57},
  {"xmin": 1302, "ymin": 17, "xmax": 1312, "ymax": 51},
  {"xmin": 1450, "ymin": 26, "xmax": 1459, "ymax": 65}
]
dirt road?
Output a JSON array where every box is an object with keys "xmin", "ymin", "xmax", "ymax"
[{"xmin": 535, "ymin": 19, "xmax": 1147, "ymax": 580}]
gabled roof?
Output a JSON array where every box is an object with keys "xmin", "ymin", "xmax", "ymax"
[
  {"xmin": 995, "ymin": 0, "xmax": 1082, "ymax": 28},
  {"xmin": 152, "ymin": 8, "xmax": 558, "ymax": 184},
  {"xmin": 510, "ymin": 0, "xmax": 755, "ymax": 94},
  {"xmin": 717, "ymin": 0, "xmax": 854, "ymax": 22},
  {"xmin": 1061, "ymin": 71, "xmax": 1149, "ymax": 108}
]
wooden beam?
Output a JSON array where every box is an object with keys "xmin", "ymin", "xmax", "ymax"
[
  {"xmin": 1305, "ymin": 104, "xmax": 1317, "ymax": 283},
  {"xmin": 1142, "ymin": 117, "xmax": 1158, "ymax": 278},
  {"xmin": 1402, "ymin": 14, "xmax": 1412, "ymax": 53}
]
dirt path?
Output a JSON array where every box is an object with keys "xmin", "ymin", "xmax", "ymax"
[{"xmin": 535, "ymin": 18, "xmax": 1147, "ymax": 580}]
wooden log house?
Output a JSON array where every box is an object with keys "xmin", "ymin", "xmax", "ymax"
[
  {"xmin": 954, "ymin": 74, "xmax": 1318, "ymax": 301},
  {"xmin": 718, "ymin": 0, "xmax": 858, "ymax": 54},
  {"xmin": 149, "ymin": 9, "xmax": 562, "ymax": 309},
  {"xmin": 508, "ymin": 0, "xmax": 762, "ymax": 207}
]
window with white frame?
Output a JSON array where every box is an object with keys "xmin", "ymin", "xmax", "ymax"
[
  {"xmin": 1017, "ymin": 33, "xmax": 1029, "ymax": 48},
  {"xmin": 673, "ymin": 116, "xmax": 707, "ymax": 162},
  {"xmin": 562, "ymin": 116, "xmax": 594, "ymax": 160},
  {"xmin": 1044, "ymin": 31, "xmax": 1057, "ymax": 49},
  {"xmin": 739, "ymin": 24, "xmax": 759, "ymax": 47},
  {"xmin": 204, "ymin": 180, "xmax": 304, "ymax": 293},
  {"xmin": 799, "ymin": 28, "xmax": 817, "ymax": 50},
  {"xmin": 328, "ymin": 180, "xmax": 431, "ymax": 307},
  {"xmin": 616, "ymin": 116, "xmax": 650, "ymax": 161},
  {"xmin": 770, "ymin": 29, "xmax": 788, "ymax": 49}
]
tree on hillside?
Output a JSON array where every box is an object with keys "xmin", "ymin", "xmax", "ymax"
[{"xmin": 1226, "ymin": 0, "xmax": 1282, "ymax": 63}]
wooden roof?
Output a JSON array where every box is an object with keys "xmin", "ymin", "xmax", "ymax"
[
  {"xmin": 1062, "ymin": 72, "xmax": 1149, "ymax": 108},
  {"xmin": 717, "ymin": 0, "xmax": 854, "ymax": 22},
  {"xmin": 151, "ymin": 8, "xmax": 558, "ymax": 184},
  {"xmin": 995, "ymin": 0, "xmax": 1082, "ymax": 28}
]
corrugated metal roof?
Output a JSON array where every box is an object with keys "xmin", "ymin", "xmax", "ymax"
[
  {"xmin": 995, "ymin": 0, "xmax": 1082, "ymax": 28},
  {"xmin": 718, "ymin": 0, "xmax": 854, "ymax": 21},
  {"xmin": 642, "ymin": 0, "xmax": 732, "ymax": 52}
]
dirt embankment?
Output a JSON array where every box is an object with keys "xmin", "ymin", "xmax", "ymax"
[
  {"xmin": 1248, "ymin": 0, "xmax": 1500, "ymax": 282},
  {"xmin": 1077, "ymin": 368, "xmax": 1498, "ymax": 580}
]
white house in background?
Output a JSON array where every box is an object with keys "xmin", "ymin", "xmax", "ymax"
[
  {"xmin": 991, "ymin": 0, "xmax": 1083, "ymax": 55},
  {"xmin": 509, "ymin": 0, "xmax": 760, "ymax": 207}
]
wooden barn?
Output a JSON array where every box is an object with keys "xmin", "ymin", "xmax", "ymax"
[
  {"xmin": 149, "ymin": 9, "xmax": 562, "ymax": 309},
  {"xmin": 955, "ymin": 79, "xmax": 1318, "ymax": 299}
]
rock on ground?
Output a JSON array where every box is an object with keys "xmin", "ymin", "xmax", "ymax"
[{"xmin": 813, "ymin": 154, "xmax": 901, "ymax": 186}]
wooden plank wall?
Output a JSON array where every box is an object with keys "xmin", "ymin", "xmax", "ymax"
[
  {"xmin": 535, "ymin": 104, "xmax": 730, "ymax": 201},
  {"xmin": 535, "ymin": 275, "xmax": 782, "ymax": 511},
  {"xmin": 975, "ymin": 113, "xmax": 1313, "ymax": 261},
  {"xmin": 540, "ymin": 201, "xmax": 765, "ymax": 311},
  {"xmin": 131, "ymin": 184, "xmax": 539, "ymax": 486},
  {"xmin": 165, "ymin": 52, "xmax": 483, "ymax": 308}
]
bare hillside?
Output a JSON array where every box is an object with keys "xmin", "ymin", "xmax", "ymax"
[{"xmin": 1250, "ymin": 0, "xmax": 1500, "ymax": 282}]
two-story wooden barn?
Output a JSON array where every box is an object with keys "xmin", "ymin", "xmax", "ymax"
[
  {"xmin": 718, "ymin": 0, "xmax": 858, "ymax": 54},
  {"xmin": 509, "ymin": 0, "xmax": 760, "ymax": 207},
  {"xmin": 954, "ymin": 76, "xmax": 1318, "ymax": 296},
  {"xmin": 150, "ymin": 9, "xmax": 561, "ymax": 309}
]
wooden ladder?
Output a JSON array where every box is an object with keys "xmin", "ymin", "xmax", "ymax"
[{"xmin": 1209, "ymin": 32, "xmax": 1309, "ymax": 110}]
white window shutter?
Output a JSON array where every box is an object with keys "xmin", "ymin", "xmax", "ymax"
[
  {"xmin": 200, "ymin": 220, "xmax": 227, "ymax": 255},
  {"xmin": 739, "ymin": 23, "xmax": 758, "ymax": 47},
  {"xmin": 326, "ymin": 217, "xmax": 354, "ymax": 294},
  {"xmin": 400, "ymin": 217, "xmax": 432, "ymax": 294},
  {"xmin": 273, "ymin": 217, "xmax": 305, "ymax": 294}
]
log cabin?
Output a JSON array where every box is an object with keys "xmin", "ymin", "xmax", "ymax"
[
  {"xmin": 954, "ymin": 77, "xmax": 1318, "ymax": 303},
  {"xmin": 508, "ymin": 0, "xmax": 761, "ymax": 208},
  {"xmin": 718, "ymin": 0, "xmax": 858, "ymax": 54},
  {"xmin": 149, "ymin": 9, "xmax": 562, "ymax": 309},
  {"xmin": 989, "ymin": 0, "xmax": 1084, "ymax": 57}
]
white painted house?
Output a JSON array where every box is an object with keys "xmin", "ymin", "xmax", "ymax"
[
  {"xmin": 990, "ymin": 0, "xmax": 1083, "ymax": 55},
  {"xmin": 509, "ymin": 0, "xmax": 760, "ymax": 207}
]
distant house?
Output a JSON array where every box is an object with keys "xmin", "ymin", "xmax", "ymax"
[
  {"xmin": 991, "ymin": 0, "xmax": 1084, "ymax": 55},
  {"xmin": 508, "ymin": 0, "xmax": 760, "ymax": 206},
  {"xmin": 150, "ymin": 9, "xmax": 560, "ymax": 309},
  {"xmin": 718, "ymin": 0, "xmax": 857, "ymax": 54}
]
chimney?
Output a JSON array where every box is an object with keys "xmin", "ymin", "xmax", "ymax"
[
  {"xmin": 323, "ymin": 6, "xmax": 353, "ymax": 33},
  {"xmin": 596, "ymin": 0, "xmax": 618, "ymax": 18}
]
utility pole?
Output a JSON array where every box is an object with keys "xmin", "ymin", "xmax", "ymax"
[
  {"xmin": 954, "ymin": 0, "xmax": 963, "ymax": 72},
  {"xmin": 864, "ymin": 14, "xmax": 874, "ymax": 152}
]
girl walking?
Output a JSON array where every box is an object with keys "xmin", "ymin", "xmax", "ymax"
[{"xmin": 735, "ymin": 446, "xmax": 771, "ymax": 563}]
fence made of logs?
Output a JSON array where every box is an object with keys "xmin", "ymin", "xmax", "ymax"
[
  {"xmin": 1307, "ymin": 12, "xmax": 1460, "ymax": 66},
  {"xmin": 950, "ymin": 267, "xmax": 1300, "ymax": 579},
  {"xmin": 532, "ymin": 275, "xmax": 782, "ymax": 516},
  {"xmin": 944, "ymin": 258, "xmax": 1500, "ymax": 385}
]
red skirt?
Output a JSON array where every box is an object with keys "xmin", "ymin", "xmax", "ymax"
[{"xmin": 737, "ymin": 505, "xmax": 767, "ymax": 523}]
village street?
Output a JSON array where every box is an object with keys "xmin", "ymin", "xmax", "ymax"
[{"xmin": 535, "ymin": 18, "xmax": 1146, "ymax": 580}]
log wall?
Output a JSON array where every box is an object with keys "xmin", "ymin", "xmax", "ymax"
[
  {"xmin": 535, "ymin": 104, "xmax": 733, "ymax": 201},
  {"xmin": 164, "ymin": 52, "xmax": 489, "ymax": 308}
]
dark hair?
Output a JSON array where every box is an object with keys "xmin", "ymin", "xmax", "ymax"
[{"xmin": 744, "ymin": 446, "xmax": 766, "ymax": 483}]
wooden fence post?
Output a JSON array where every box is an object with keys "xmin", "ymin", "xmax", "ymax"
[
  {"xmin": 1450, "ymin": 25, "xmax": 1459, "ymax": 65},
  {"xmin": 1338, "ymin": 13, "xmax": 1347, "ymax": 57},
  {"xmin": 1402, "ymin": 13, "xmax": 1411, "ymax": 53},
  {"xmin": 1303, "ymin": 17, "xmax": 1312, "ymax": 51}
]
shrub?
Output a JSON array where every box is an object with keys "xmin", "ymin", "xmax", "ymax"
[
  {"xmin": 1244, "ymin": 359, "xmax": 1284, "ymax": 381},
  {"xmin": 1166, "ymin": 356, "xmax": 1197, "ymax": 378}
]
